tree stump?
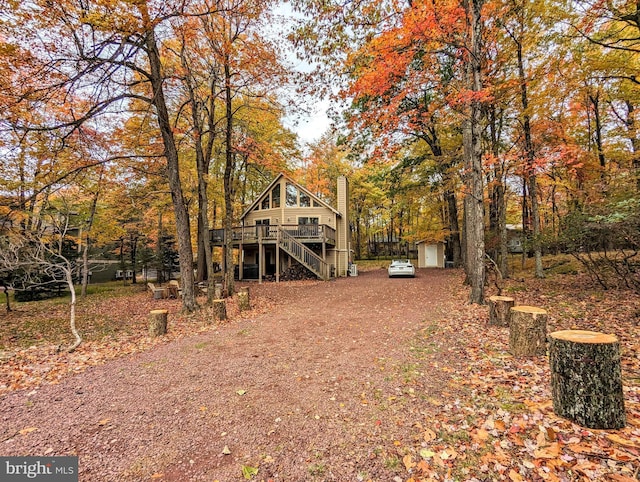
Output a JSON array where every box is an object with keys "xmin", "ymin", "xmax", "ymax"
[
  {"xmin": 213, "ymin": 299, "xmax": 227, "ymax": 321},
  {"xmin": 149, "ymin": 309, "xmax": 168, "ymax": 337},
  {"xmin": 549, "ymin": 330, "xmax": 626, "ymax": 429},
  {"xmin": 488, "ymin": 295, "xmax": 515, "ymax": 327},
  {"xmin": 214, "ymin": 283, "xmax": 223, "ymax": 299},
  {"xmin": 237, "ymin": 288, "xmax": 250, "ymax": 311},
  {"xmin": 509, "ymin": 305, "xmax": 547, "ymax": 356}
]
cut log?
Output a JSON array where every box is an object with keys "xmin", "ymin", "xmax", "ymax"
[
  {"xmin": 214, "ymin": 283, "xmax": 223, "ymax": 299},
  {"xmin": 488, "ymin": 295, "xmax": 515, "ymax": 327},
  {"xmin": 149, "ymin": 309, "xmax": 168, "ymax": 337},
  {"xmin": 549, "ymin": 330, "xmax": 626, "ymax": 429},
  {"xmin": 213, "ymin": 299, "xmax": 227, "ymax": 321},
  {"xmin": 237, "ymin": 288, "xmax": 250, "ymax": 311},
  {"xmin": 509, "ymin": 305, "xmax": 547, "ymax": 356}
]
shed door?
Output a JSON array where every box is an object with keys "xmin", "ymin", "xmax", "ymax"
[{"xmin": 425, "ymin": 245, "xmax": 438, "ymax": 267}]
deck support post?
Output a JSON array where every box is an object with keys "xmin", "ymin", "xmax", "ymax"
[
  {"xmin": 276, "ymin": 228, "xmax": 280, "ymax": 282},
  {"xmin": 239, "ymin": 229, "xmax": 244, "ymax": 281},
  {"xmin": 258, "ymin": 228, "xmax": 263, "ymax": 284}
]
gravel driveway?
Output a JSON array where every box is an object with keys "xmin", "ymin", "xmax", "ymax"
[{"xmin": 2, "ymin": 268, "xmax": 465, "ymax": 481}]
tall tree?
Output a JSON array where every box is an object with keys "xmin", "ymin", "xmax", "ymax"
[
  {"xmin": 0, "ymin": 0, "xmax": 241, "ymax": 312},
  {"xmin": 462, "ymin": 0, "xmax": 486, "ymax": 303}
]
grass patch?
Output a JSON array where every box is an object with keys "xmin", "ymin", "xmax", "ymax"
[
  {"xmin": 0, "ymin": 282, "xmax": 146, "ymax": 350},
  {"xmin": 307, "ymin": 463, "xmax": 326, "ymax": 477},
  {"xmin": 354, "ymin": 258, "xmax": 417, "ymax": 271},
  {"xmin": 383, "ymin": 456, "xmax": 401, "ymax": 470},
  {"xmin": 438, "ymin": 429, "xmax": 471, "ymax": 444}
]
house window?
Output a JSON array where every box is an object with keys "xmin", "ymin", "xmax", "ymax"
[
  {"xmin": 255, "ymin": 218, "xmax": 269, "ymax": 236},
  {"xmin": 261, "ymin": 196, "xmax": 270, "ymax": 210},
  {"xmin": 272, "ymin": 184, "xmax": 281, "ymax": 208},
  {"xmin": 286, "ymin": 183, "xmax": 298, "ymax": 207},
  {"xmin": 298, "ymin": 217, "xmax": 319, "ymax": 225},
  {"xmin": 299, "ymin": 191, "xmax": 311, "ymax": 207}
]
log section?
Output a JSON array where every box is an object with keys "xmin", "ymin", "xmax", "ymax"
[
  {"xmin": 509, "ymin": 305, "xmax": 547, "ymax": 356},
  {"xmin": 213, "ymin": 299, "xmax": 227, "ymax": 321},
  {"xmin": 149, "ymin": 309, "xmax": 168, "ymax": 337},
  {"xmin": 488, "ymin": 295, "xmax": 515, "ymax": 327},
  {"xmin": 237, "ymin": 288, "xmax": 250, "ymax": 311},
  {"xmin": 549, "ymin": 330, "xmax": 625, "ymax": 429}
]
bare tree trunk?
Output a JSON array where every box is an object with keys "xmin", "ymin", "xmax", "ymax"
[
  {"xmin": 223, "ymin": 55, "xmax": 235, "ymax": 297},
  {"xmin": 625, "ymin": 100, "xmax": 640, "ymax": 192},
  {"xmin": 463, "ymin": 0, "xmax": 486, "ymax": 304},
  {"xmin": 65, "ymin": 262, "xmax": 82, "ymax": 353},
  {"xmin": 590, "ymin": 91, "xmax": 606, "ymax": 171},
  {"xmin": 3, "ymin": 286, "xmax": 11, "ymax": 313},
  {"xmin": 487, "ymin": 105, "xmax": 509, "ymax": 278},
  {"xmin": 445, "ymin": 190, "xmax": 462, "ymax": 267},
  {"xmin": 142, "ymin": 12, "xmax": 197, "ymax": 312},
  {"xmin": 129, "ymin": 233, "xmax": 138, "ymax": 284},
  {"xmin": 181, "ymin": 43, "xmax": 217, "ymax": 304},
  {"xmin": 81, "ymin": 171, "xmax": 102, "ymax": 297},
  {"xmin": 514, "ymin": 26, "xmax": 543, "ymax": 278}
]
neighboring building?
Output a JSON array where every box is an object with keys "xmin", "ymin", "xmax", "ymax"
[
  {"xmin": 416, "ymin": 240, "xmax": 446, "ymax": 268},
  {"xmin": 210, "ymin": 173, "xmax": 351, "ymax": 282},
  {"xmin": 506, "ymin": 224, "xmax": 524, "ymax": 253},
  {"xmin": 367, "ymin": 233, "xmax": 417, "ymax": 258}
]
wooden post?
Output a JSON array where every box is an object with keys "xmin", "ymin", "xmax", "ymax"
[
  {"xmin": 237, "ymin": 288, "xmax": 250, "ymax": 311},
  {"xmin": 213, "ymin": 299, "xmax": 227, "ymax": 321},
  {"xmin": 509, "ymin": 305, "xmax": 547, "ymax": 356},
  {"xmin": 258, "ymin": 231, "xmax": 263, "ymax": 285},
  {"xmin": 276, "ymin": 228, "xmax": 280, "ymax": 283},
  {"xmin": 488, "ymin": 295, "xmax": 515, "ymax": 327},
  {"xmin": 549, "ymin": 330, "xmax": 625, "ymax": 429},
  {"xmin": 149, "ymin": 309, "xmax": 168, "ymax": 337}
]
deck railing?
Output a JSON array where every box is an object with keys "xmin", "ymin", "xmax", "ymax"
[
  {"xmin": 278, "ymin": 228, "xmax": 329, "ymax": 280},
  {"xmin": 210, "ymin": 224, "xmax": 336, "ymax": 245}
]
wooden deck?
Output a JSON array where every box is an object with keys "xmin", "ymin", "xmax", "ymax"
[{"xmin": 210, "ymin": 224, "xmax": 336, "ymax": 246}]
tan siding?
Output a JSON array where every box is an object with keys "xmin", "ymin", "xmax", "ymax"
[
  {"xmin": 244, "ymin": 208, "xmax": 281, "ymax": 226},
  {"xmin": 284, "ymin": 208, "xmax": 335, "ymax": 228},
  {"xmin": 335, "ymin": 176, "xmax": 350, "ymax": 276},
  {"xmin": 245, "ymin": 207, "xmax": 335, "ymax": 228}
]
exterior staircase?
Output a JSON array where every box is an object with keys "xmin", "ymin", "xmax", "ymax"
[{"xmin": 278, "ymin": 228, "xmax": 330, "ymax": 280}]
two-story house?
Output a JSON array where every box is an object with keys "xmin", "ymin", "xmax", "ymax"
[{"xmin": 210, "ymin": 173, "xmax": 351, "ymax": 282}]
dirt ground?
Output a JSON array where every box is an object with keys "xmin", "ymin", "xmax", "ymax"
[
  {"xmin": 1, "ymin": 268, "xmax": 470, "ymax": 481},
  {"xmin": 1, "ymin": 267, "xmax": 639, "ymax": 481}
]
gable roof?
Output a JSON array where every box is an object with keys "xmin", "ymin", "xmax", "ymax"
[{"xmin": 240, "ymin": 172, "xmax": 341, "ymax": 220}]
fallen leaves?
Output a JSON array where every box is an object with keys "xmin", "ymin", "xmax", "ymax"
[
  {"xmin": 241, "ymin": 464, "xmax": 258, "ymax": 479},
  {"xmin": 0, "ymin": 286, "xmax": 264, "ymax": 396},
  {"xmin": 395, "ymin": 273, "xmax": 640, "ymax": 482},
  {"xmin": 2, "ymin": 272, "xmax": 639, "ymax": 481}
]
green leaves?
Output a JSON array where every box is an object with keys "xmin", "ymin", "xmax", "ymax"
[{"xmin": 241, "ymin": 465, "xmax": 258, "ymax": 479}]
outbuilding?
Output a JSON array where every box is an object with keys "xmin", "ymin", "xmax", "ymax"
[{"xmin": 416, "ymin": 240, "xmax": 445, "ymax": 268}]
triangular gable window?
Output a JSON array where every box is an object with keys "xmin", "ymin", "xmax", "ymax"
[{"xmin": 286, "ymin": 183, "xmax": 298, "ymax": 207}]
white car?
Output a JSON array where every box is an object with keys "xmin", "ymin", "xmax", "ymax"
[{"xmin": 388, "ymin": 259, "xmax": 415, "ymax": 278}]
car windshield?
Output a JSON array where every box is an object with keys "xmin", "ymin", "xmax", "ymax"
[{"xmin": 392, "ymin": 260, "xmax": 410, "ymax": 265}]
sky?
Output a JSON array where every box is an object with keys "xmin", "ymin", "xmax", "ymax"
[
  {"xmin": 272, "ymin": 2, "xmax": 334, "ymax": 146},
  {"xmin": 284, "ymin": 98, "xmax": 332, "ymax": 145}
]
